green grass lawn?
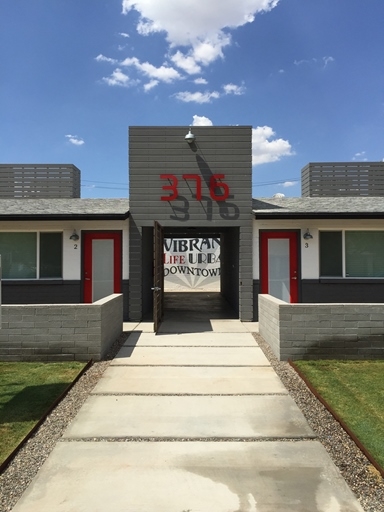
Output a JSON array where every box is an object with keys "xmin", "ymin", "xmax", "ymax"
[
  {"xmin": 294, "ymin": 360, "xmax": 384, "ymax": 468},
  {"xmin": 0, "ymin": 362, "xmax": 86, "ymax": 464}
]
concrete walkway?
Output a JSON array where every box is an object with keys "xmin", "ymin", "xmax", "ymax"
[{"xmin": 12, "ymin": 320, "xmax": 364, "ymax": 511}]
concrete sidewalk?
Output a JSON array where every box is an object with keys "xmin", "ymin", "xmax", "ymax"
[{"xmin": 11, "ymin": 321, "xmax": 364, "ymax": 511}]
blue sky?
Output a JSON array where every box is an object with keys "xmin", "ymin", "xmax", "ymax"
[{"xmin": 1, "ymin": 0, "xmax": 383, "ymax": 198}]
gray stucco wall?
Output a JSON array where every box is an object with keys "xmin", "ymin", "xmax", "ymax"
[
  {"xmin": 0, "ymin": 294, "xmax": 123, "ymax": 362},
  {"xmin": 129, "ymin": 126, "xmax": 253, "ymax": 321},
  {"xmin": 259, "ymin": 294, "xmax": 384, "ymax": 360}
]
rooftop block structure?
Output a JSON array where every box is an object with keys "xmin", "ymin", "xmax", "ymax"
[
  {"xmin": 301, "ymin": 162, "xmax": 384, "ymax": 197},
  {"xmin": 0, "ymin": 164, "xmax": 81, "ymax": 198}
]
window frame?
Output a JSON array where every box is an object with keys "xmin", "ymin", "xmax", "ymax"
[
  {"xmin": 0, "ymin": 231, "xmax": 63, "ymax": 280},
  {"xmin": 319, "ymin": 229, "xmax": 384, "ymax": 279}
]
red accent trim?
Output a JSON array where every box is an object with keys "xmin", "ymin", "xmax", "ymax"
[
  {"xmin": 209, "ymin": 174, "xmax": 230, "ymax": 201},
  {"xmin": 160, "ymin": 174, "xmax": 178, "ymax": 201},
  {"xmin": 260, "ymin": 231, "xmax": 299, "ymax": 303},
  {"xmin": 83, "ymin": 231, "xmax": 122, "ymax": 303},
  {"xmin": 182, "ymin": 174, "xmax": 202, "ymax": 200},
  {"xmin": 289, "ymin": 232, "xmax": 299, "ymax": 302},
  {"xmin": 83, "ymin": 233, "xmax": 93, "ymax": 303}
]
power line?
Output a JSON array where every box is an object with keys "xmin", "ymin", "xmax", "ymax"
[
  {"xmin": 252, "ymin": 177, "xmax": 299, "ymax": 188},
  {"xmin": 80, "ymin": 178, "xmax": 300, "ymax": 191},
  {"xmin": 82, "ymin": 179, "xmax": 128, "ymax": 186}
]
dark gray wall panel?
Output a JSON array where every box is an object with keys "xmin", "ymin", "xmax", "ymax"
[
  {"xmin": 253, "ymin": 280, "xmax": 260, "ymax": 321},
  {"xmin": 2, "ymin": 281, "xmax": 81, "ymax": 304},
  {"xmin": 122, "ymin": 280, "xmax": 129, "ymax": 321},
  {"xmin": 129, "ymin": 126, "xmax": 252, "ymax": 228},
  {"xmin": 129, "ymin": 126, "xmax": 253, "ymax": 321},
  {"xmin": 221, "ymin": 229, "xmax": 239, "ymax": 313},
  {"xmin": 142, "ymin": 227, "xmax": 154, "ymax": 318},
  {"xmin": 128, "ymin": 219, "xmax": 143, "ymax": 321},
  {"xmin": 302, "ymin": 279, "xmax": 384, "ymax": 303}
]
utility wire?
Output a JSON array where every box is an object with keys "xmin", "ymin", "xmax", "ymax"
[{"xmin": 81, "ymin": 178, "xmax": 300, "ymax": 191}]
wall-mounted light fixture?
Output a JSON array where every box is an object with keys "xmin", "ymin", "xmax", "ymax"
[
  {"xmin": 184, "ymin": 128, "xmax": 196, "ymax": 144},
  {"xmin": 303, "ymin": 229, "xmax": 313, "ymax": 240},
  {"xmin": 69, "ymin": 230, "xmax": 79, "ymax": 241}
]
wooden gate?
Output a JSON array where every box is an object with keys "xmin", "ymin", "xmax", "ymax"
[{"xmin": 153, "ymin": 221, "xmax": 164, "ymax": 333}]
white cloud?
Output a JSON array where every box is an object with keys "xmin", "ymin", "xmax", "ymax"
[
  {"xmin": 171, "ymin": 51, "xmax": 202, "ymax": 75},
  {"xmin": 223, "ymin": 83, "xmax": 246, "ymax": 95},
  {"xmin": 65, "ymin": 134, "xmax": 84, "ymax": 146},
  {"xmin": 282, "ymin": 181, "xmax": 297, "ymax": 188},
  {"xmin": 294, "ymin": 56, "xmax": 335, "ymax": 69},
  {"xmin": 144, "ymin": 79, "xmax": 159, "ymax": 92},
  {"xmin": 121, "ymin": 56, "xmax": 182, "ymax": 83},
  {"xmin": 192, "ymin": 115, "xmax": 213, "ymax": 126},
  {"xmin": 98, "ymin": 1, "xmax": 282, "ymax": 96},
  {"xmin": 95, "ymin": 54, "xmax": 118, "ymax": 64},
  {"xmin": 323, "ymin": 56, "xmax": 335, "ymax": 67},
  {"xmin": 352, "ymin": 151, "xmax": 368, "ymax": 161},
  {"xmin": 121, "ymin": 0, "xmax": 280, "ymax": 72},
  {"xmin": 294, "ymin": 58, "xmax": 316, "ymax": 66},
  {"xmin": 252, "ymin": 126, "xmax": 294, "ymax": 165},
  {"xmin": 186, "ymin": 119, "xmax": 293, "ymax": 167},
  {"xmin": 192, "ymin": 33, "xmax": 231, "ymax": 65},
  {"xmin": 121, "ymin": 1, "xmax": 279, "ymax": 46},
  {"xmin": 102, "ymin": 68, "xmax": 134, "ymax": 87},
  {"xmin": 174, "ymin": 82, "xmax": 244, "ymax": 103},
  {"xmin": 194, "ymin": 78, "xmax": 208, "ymax": 85},
  {"xmin": 174, "ymin": 90, "xmax": 220, "ymax": 103}
]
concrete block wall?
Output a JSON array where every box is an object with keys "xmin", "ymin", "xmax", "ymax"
[
  {"xmin": 259, "ymin": 294, "xmax": 384, "ymax": 360},
  {"xmin": 0, "ymin": 294, "xmax": 123, "ymax": 362},
  {"xmin": 100, "ymin": 294, "xmax": 124, "ymax": 359},
  {"xmin": 258, "ymin": 294, "xmax": 283, "ymax": 358}
]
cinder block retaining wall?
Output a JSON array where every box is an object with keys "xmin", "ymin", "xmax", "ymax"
[
  {"xmin": 0, "ymin": 294, "xmax": 123, "ymax": 362},
  {"xmin": 259, "ymin": 294, "xmax": 384, "ymax": 361}
]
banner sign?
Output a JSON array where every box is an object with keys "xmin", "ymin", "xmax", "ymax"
[{"xmin": 164, "ymin": 238, "xmax": 220, "ymax": 290}]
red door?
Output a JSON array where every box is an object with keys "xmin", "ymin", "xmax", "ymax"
[
  {"xmin": 83, "ymin": 232, "xmax": 122, "ymax": 303},
  {"xmin": 260, "ymin": 231, "xmax": 299, "ymax": 303}
]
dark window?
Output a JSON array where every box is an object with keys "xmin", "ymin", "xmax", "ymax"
[
  {"xmin": 40, "ymin": 232, "xmax": 63, "ymax": 278},
  {"xmin": 0, "ymin": 233, "xmax": 37, "ymax": 278},
  {"xmin": 319, "ymin": 231, "xmax": 342, "ymax": 277},
  {"xmin": 346, "ymin": 231, "xmax": 384, "ymax": 277},
  {"xmin": 0, "ymin": 232, "xmax": 62, "ymax": 279}
]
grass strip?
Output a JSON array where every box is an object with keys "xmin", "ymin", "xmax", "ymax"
[
  {"xmin": 0, "ymin": 361, "xmax": 86, "ymax": 464},
  {"xmin": 294, "ymin": 360, "xmax": 384, "ymax": 468}
]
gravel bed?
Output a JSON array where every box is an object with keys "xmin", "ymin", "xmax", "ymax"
[
  {"xmin": 1, "ymin": 331, "xmax": 383, "ymax": 511},
  {"xmin": 0, "ymin": 333, "xmax": 129, "ymax": 512},
  {"xmin": 253, "ymin": 333, "xmax": 384, "ymax": 512}
]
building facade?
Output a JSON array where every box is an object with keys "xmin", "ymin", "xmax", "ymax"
[{"xmin": 1, "ymin": 129, "xmax": 384, "ymax": 329}]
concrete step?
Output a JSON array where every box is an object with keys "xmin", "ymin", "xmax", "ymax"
[
  {"xmin": 124, "ymin": 330, "xmax": 258, "ymax": 347},
  {"xmin": 91, "ymin": 365, "xmax": 289, "ymax": 395},
  {"xmin": 111, "ymin": 346, "xmax": 270, "ymax": 366},
  {"xmin": 12, "ymin": 441, "xmax": 364, "ymax": 512},
  {"xmin": 62, "ymin": 395, "xmax": 315, "ymax": 439}
]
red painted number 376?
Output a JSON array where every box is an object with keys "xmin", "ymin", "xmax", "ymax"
[{"xmin": 160, "ymin": 173, "xmax": 229, "ymax": 202}]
